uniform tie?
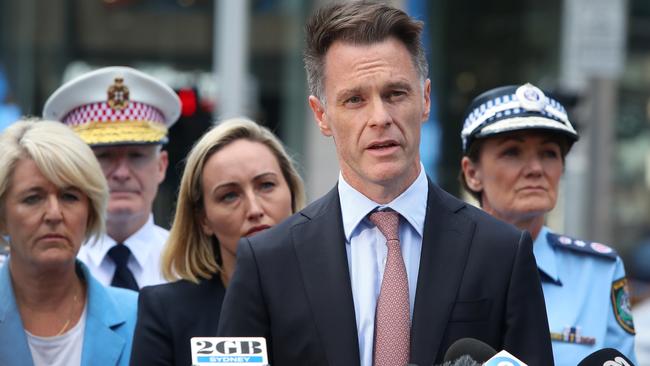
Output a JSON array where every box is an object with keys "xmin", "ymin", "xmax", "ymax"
[
  {"xmin": 107, "ymin": 244, "xmax": 139, "ymax": 291},
  {"xmin": 368, "ymin": 210, "xmax": 410, "ymax": 366}
]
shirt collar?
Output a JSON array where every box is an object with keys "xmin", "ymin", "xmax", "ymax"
[
  {"xmin": 338, "ymin": 163, "xmax": 428, "ymax": 241},
  {"xmin": 533, "ymin": 226, "xmax": 561, "ymax": 285},
  {"xmin": 87, "ymin": 214, "xmax": 156, "ymax": 269}
]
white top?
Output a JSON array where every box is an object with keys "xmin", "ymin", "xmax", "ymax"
[
  {"xmin": 338, "ymin": 164, "xmax": 428, "ymax": 366},
  {"xmin": 26, "ymin": 304, "xmax": 87, "ymax": 366},
  {"xmin": 77, "ymin": 215, "xmax": 169, "ymax": 288}
]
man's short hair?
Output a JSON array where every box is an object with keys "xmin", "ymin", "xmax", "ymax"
[{"xmin": 304, "ymin": 0, "xmax": 428, "ymax": 102}]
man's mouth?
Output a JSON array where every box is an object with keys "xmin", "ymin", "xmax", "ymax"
[{"xmin": 368, "ymin": 140, "xmax": 399, "ymax": 150}]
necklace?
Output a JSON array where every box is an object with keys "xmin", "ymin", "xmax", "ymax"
[{"xmin": 55, "ymin": 291, "xmax": 79, "ymax": 336}]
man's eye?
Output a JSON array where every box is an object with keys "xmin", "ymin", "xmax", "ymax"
[
  {"xmin": 345, "ymin": 96, "xmax": 363, "ymax": 104},
  {"xmin": 129, "ymin": 152, "xmax": 148, "ymax": 160}
]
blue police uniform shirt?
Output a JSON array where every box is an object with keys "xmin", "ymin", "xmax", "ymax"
[{"xmin": 533, "ymin": 226, "xmax": 637, "ymax": 365}]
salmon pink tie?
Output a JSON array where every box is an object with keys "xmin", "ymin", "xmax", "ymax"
[{"xmin": 369, "ymin": 210, "xmax": 410, "ymax": 366}]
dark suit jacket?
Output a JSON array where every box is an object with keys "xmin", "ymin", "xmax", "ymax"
[
  {"xmin": 130, "ymin": 275, "xmax": 226, "ymax": 366},
  {"xmin": 217, "ymin": 181, "xmax": 554, "ymax": 366}
]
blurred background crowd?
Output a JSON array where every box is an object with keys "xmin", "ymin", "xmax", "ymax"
[{"xmin": 2, "ymin": 0, "xmax": 650, "ymax": 306}]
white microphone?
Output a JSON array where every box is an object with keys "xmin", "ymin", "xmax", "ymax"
[
  {"xmin": 190, "ymin": 337, "xmax": 269, "ymax": 366},
  {"xmin": 482, "ymin": 350, "xmax": 527, "ymax": 366}
]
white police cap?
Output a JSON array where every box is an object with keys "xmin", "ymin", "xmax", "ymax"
[
  {"xmin": 461, "ymin": 83, "xmax": 578, "ymax": 152},
  {"xmin": 43, "ymin": 66, "xmax": 181, "ymax": 146}
]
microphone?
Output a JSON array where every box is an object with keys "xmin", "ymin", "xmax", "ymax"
[
  {"xmin": 190, "ymin": 337, "xmax": 269, "ymax": 365},
  {"xmin": 442, "ymin": 338, "xmax": 497, "ymax": 365},
  {"xmin": 483, "ymin": 350, "xmax": 527, "ymax": 366},
  {"xmin": 577, "ymin": 348, "xmax": 635, "ymax": 366},
  {"xmin": 438, "ymin": 355, "xmax": 482, "ymax": 366}
]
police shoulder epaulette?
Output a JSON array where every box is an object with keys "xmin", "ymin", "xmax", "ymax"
[{"xmin": 547, "ymin": 232, "xmax": 617, "ymax": 260}]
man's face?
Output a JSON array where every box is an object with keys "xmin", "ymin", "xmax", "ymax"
[
  {"xmin": 309, "ymin": 37, "xmax": 430, "ymax": 199},
  {"xmin": 92, "ymin": 144, "xmax": 167, "ymax": 224}
]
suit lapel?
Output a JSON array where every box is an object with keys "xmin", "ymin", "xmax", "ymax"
[
  {"xmin": 410, "ymin": 182, "xmax": 475, "ymax": 365},
  {"xmin": 80, "ymin": 264, "xmax": 126, "ymax": 366},
  {"xmin": 0, "ymin": 263, "xmax": 34, "ymax": 366},
  {"xmin": 292, "ymin": 187, "xmax": 360, "ymax": 365}
]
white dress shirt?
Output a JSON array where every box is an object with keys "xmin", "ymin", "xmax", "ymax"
[
  {"xmin": 77, "ymin": 214, "xmax": 168, "ymax": 288},
  {"xmin": 338, "ymin": 164, "xmax": 428, "ymax": 366}
]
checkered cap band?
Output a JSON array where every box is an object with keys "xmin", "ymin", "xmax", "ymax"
[
  {"xmin": 62, "ymin": 101, "xmax": 168, "ymax": 145},
  {"xmin": 63, "ymin": 101, "xmax": 165, "ymax": 126}
]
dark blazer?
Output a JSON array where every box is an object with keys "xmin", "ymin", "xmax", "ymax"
[
  {"xmin": 217, "ymin": 181, "xmax": 554, "ymax": 366},
  {"xmin": 130, "ymin": 275, "xmax": 225, "ymax": 366}
]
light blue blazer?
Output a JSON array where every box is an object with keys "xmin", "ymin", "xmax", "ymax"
[{"xmin": 0, "ymin": 260, "xmax": 138, "ymax": 366}]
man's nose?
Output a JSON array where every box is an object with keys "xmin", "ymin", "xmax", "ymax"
[
  {"xmin": 109, "ymin": 156, "xmax": 132, "ymax": 180},
  {"xmin": 368, "ymin": 98, "xmax": 392, "ymax": 128}
]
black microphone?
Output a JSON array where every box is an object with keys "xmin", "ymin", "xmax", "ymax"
[
  {"xmin": 438, "ymin": 355, "xmax": 481, "ymax": 366},
  {"xmin": 442, "ymin": 338, "xmax": 497, "ymax": 365},
  {"xmin": 577, "ymin": 348, "xmax": 635, "ymax": 366}
]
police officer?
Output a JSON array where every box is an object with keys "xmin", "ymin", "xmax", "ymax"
[
  {"xmin": 43, "ymin": 66, "xmax": 181, "ymax": 291},
  {"xmin": 459, "ymin": 83, "xmax": 637, "ymax": 365}
]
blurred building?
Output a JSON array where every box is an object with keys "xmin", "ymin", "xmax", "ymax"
[{"xmin": 3, "ymin": 0, "xmax": 650, "ymax": 262}]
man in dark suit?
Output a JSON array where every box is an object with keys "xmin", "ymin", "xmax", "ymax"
[{"xmin": 218, "ymin": 2, "xmax": 554, "ymax": 365}]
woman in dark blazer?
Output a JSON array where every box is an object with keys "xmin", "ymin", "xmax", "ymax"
[{"xmin": 130, "ymin": 118, "xmax": 305, "ymax": 366}]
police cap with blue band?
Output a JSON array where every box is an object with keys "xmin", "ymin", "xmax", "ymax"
[{"xmin": 461, "ymin": 83, "xmax": 579, "ymax": 153}]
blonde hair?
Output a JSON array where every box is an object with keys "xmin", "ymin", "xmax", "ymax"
[
  {"xmin": 162, "ymin": 118, "xmax": 306, "ymax": 282},
  {"xmin": 0, "ymin": 119, "xmax": 108, "ymax": 245}
]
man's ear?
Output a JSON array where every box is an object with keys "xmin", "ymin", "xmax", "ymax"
[
  {"xmin": 421, "ymin": 79, "xmax": 431, "ymax": 123},
  {"xmin": 157, "ymin": 150, "xmax": 169, "ymax": 184},
  {"xmin": 308, "ymin": 95, "xmax": 333, "ymax": 137},
  {"xmin": 461, "ymin": 156, "xmax": 483, "ymax": 192}
]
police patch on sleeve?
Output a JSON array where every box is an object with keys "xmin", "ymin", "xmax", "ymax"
[{"xmin": 611, "ymin": 277, "xmax": 635, "ymax": 334}]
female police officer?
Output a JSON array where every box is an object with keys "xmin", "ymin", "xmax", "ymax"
[{"xmin": 459, "ymin": 83, "xmax": 637, "ymax": 365}]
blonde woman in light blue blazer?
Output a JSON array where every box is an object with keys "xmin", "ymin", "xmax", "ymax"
[{"xmin": 0, "ymin": 120, "xmax": 137, "ymax": 366}]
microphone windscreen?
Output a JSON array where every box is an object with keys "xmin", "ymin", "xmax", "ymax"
[
  {"xmin": 577, "ymin": 348, "xmax": 635, "ymax": 366},
  {"xmin": 438, "ymin": 355, "xmax": 482, "ymax": 366},
  {"xmin": 443, "ymin": 338, "xmax": 497, "ymax": 363}
]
